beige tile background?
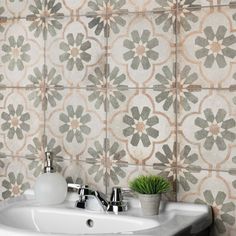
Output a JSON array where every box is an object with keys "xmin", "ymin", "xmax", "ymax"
[{"xmin": 0, "ymin": 0, "xmax": 236, "ymax": 235}]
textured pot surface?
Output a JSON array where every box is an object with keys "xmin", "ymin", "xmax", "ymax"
[{"xmin": 138, "ymin": 193, "xmax": 161, "ymax": 216}]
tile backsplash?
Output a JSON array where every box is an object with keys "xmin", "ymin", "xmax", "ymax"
[{"xmin": 0, "ymin": 0, "xmax": 236, "ymax": 235}]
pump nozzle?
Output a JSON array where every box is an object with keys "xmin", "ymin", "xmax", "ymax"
[{"xmin": 44, "ymin": 151, "xmax": 55, "ymax": 173}]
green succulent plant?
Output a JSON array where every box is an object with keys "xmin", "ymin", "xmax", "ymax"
[{"xmin": 129, "ymin": 175, "xmax": 171, "ymax": 194}]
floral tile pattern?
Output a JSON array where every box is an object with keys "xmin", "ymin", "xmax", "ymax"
[
  {"xmin": 178, "ymin": 170, "xmax": 236, "ymax": 236},
  {"xmin": 85, "ymin": 138, "xmax": 128, "ymax": 188},
  {"xmin": 26, "ymin": 134, "xmax": 63, "ymax": 177},
  {"xmin": 0, "ymin": 1, "xmax": 236, "ymax": 235},
  {"xmin": 45, "ymin": 89, "xmax": 106, "ymax": 161},
  {"xmin": 0, "ymin": 157, "xmax": 35, "ymax": 200},
  {"xmin": 154, "ymin": 142, "xmax": 201, "ymax": 192},
  {"xmin": 26, "ymin": 0, "xmax": 69, "ymax": 40},
  {"xmin": 180, "ymin": 6, "xmax": 236, "ymax": 88},
  {"xmin": 108, "ymin": 12, "xmax": 175, "ymax": 88},
  {"xmin": 179, "ymin": 90, "xmax": 236, "ymax": 171},
  {"xmin": 46, "ymin": 17, "xmax": 106, "ymax": 88},
  {"xmin": 108, "ymin": 89, "xmax": 175, "ymax": 165},
  {"xmin": 0, "ymin": 88, "xmax": 44, "ymax": 157},
  {"xmin": 0, "ymin": 0, "xmax": 32, "ymax": 19},
  {"xmin": 0, "ymin": 19, "xmax": 44, "ymax": 87},
  {"xmin": 27, "ymin": 64, "xmax": 63, "ymax": 111},
  {"xmin": 61, "ymin": 159, "xmax": 106, "ymax": 193}
]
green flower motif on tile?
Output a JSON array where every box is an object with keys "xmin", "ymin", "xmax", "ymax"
[
  {"xmin": 233, "ymin": 73, "xmax": 236, "ymax": 105},
  {"xmin": 28, "ymin": 65, "xmax": 63, "ymax": 111},
  {"xmin": 230, "ymin": 156, "xmax": 236, "ymax": 190},
  {"xmin": 59, "ymin": 33, "xmax": 91, "ymax": 71},
  {"xmin": 0, "ymin": 74, "xmax": 6, "ymax": 101},
  {"xmin": 155, "ymin": 64, "xmax": 199, "ymax": 112},
  {"xmin": 0, "ymin": 142, "xmax": 6, "ymax": 169},
  {"xmin": 123, "ymin": 106, "xmax": 159, "ymax": 147},
  {"xmin": 1, "ymin": 104, "xmax": 30, "ymax": 140},
  {"xmin": 1, "ymin": 36, "xmax": 31, "ymax": 71},
  {"xmin": 86, "ymin": 139, "xmax": 127, "ymax": 186},
  {"xmin": 195, "ymin": 26, "xmax": 236, "ymax": 68},
  {"xmin": 59, "ymin": 105, "xmax": 91, "ymax": 144},
  {"xmin": 123, "ymin": 30, "xmax": 159, "ymax": 70},
  {"xmin": 87, "ymin": 0, "xmax": 127, "ymax": 37},
  {"xmin": 155, "ymin": 143, "xmax": 201, "ymax": 191},
  {"xmin": 27, "ymin": 135, "xmax": 63, "ymax": 177},
  {"xmin": 2, "ymin": 172, "xmax": 30, "ymax": 199},
  {"xmin": 154, "ymin": 144, "xmax": 176, "ymax": 184},
  {"xmin": 195, "ymin": 108, "xmax": 236, "ymax": 151},
  {"xmin": 27, "ymin": 0, "xmax": 63, "ymax": 40},
  {"xmin": 195, "ymin": 190, "xmax": 235, "ymax": 234},
  {"xmin": 154, "ymin": 0, "xmax": 200, "ymax": 33},
  {"xmin": 232, "ymin": 5, "xmax": 236, "ymax": 23},
  {"xmin": 0, "ymin": 7, "xmax": 6, "ymax": 33},
  {"xmin": 88, "ymin": 65, "xmax": 126, "ymax": 111}
]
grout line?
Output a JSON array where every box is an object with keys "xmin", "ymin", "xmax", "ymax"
[
  {"xmin": 105, "ymin": 4, "xmax": 109, "ymax": 195},
  {"xmin": 174, "ymin": 1, "xmax": 179, "ymax": 202},
  {"xmin": 43, "ymin": 28, "xmax": 47, "ymax": 143},
  {"xmin": 5, "ymin": 154, "xmax": 232, "ymax": 173},
  {"xmin": 3, "ymin": 2, "xmax": 236, "ymax": 22},
  {"xmin": 0, "ymin": 86, "xmax": 233, "ymax": 91}
]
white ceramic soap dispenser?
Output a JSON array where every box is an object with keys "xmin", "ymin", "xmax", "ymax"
[{"xmin": 34, "ymin": 151, "xmax": 67, "ymax": 205}]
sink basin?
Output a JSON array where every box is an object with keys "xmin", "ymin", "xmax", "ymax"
[{"xmin": 0, "ymin": 190, "xmax": 212, "ymax": 236}]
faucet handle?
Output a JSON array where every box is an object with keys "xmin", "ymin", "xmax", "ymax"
[
  {"xmin": 77, "ymin": 185, "xmax": 91, "ymax": 196},
  {"xmin": 110, "ymin": 187, "xmax": 123, "ymax": 203},
  {"xmin": 108, "ymin": 187, "xmax": 128, "ymax": 213},
  {"xmin": 68, "ymin": 183, "xmax": 82, "ymax": 191}
]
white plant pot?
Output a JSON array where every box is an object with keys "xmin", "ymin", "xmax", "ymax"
[{"xmin": 138, "ymin": 193, "xmax": 161, "ymax": 216}]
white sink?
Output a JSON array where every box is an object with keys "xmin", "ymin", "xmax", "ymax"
[{"xmin": 0, "ymin": 190, "xmax": 212, "ymax": 236}]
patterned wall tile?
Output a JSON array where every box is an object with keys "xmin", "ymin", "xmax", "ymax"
[
  {"xmin": 0, "ymin": 156, "xmax": 35, "ymax": 201},
  {"xmin": 72, "ymin": 0, "xmax": 108, "ymax": 16},
  {"xmin": 58, "ymin": 1, "xmax": 94, "ymax": 16},
  {"xmin": 108, "ymin": 89, "xmax": 176, "ymax": 165},
  {"xmin": 26, "ymin": 1, "xmax": 69, "ymax": 41},
  {"xmin": 0, "ymin": 88, "xmax": 44, "ymax": 157},
  {"xmin": 108, "ymin": 12, "xmax": 175, "ymax": 88},
  {"xmin": 178, "ymin": 89, "xmax": 236, "ymax": 171},
  {"xmin": 46, "ymin": 16, "xmax": 106, "ymax": 88},
  {"xmin": 179, "ymin": 6, "xmax": 236, "ymax": 89},
  {"xmin": 25, "ymin": 134, "xmax": 64, "ymax": 177},
  {"xmin": 26, "ymin": 64, "xmax": 64, "ymax": 111},
  {"xmin": 61, "ymin": 159, "xmax": 107, "ymax": 193},
  {"xmin": 106, "ymin": 164, "xmax": 177, "ymax": 201},
  {"xmin": 107, "ymin": 0, "xmax": 173, "ymax": 13},
  {"xmin": 0, "ymin": 5, "xmax": 7, "ymax": 31},
  {"xmin": 0, "ymin": 19, "xmax": 44, "ymax": 87},
  {"xmin": 177, "ymin": 170, "xmax": 236, "ymax": 236},
  {"xmin": 75, "ymin": 0, "xmax": 176, "ymax": 14},
  {"xmin": 0, "ymin": 3, "xmax": 236, "ymax": 236},
  {"xmin": 0, "ymin": 0, "xmax": 32, "ymax": 19},
  {"xmin": 178, "ymin": 0, "xmax": 232, "ymax": 8},
  {"xmin": 45, "ymin": 88, "xmax": 106, "ymax": 161}
]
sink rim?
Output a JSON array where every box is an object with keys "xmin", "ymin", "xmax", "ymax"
[
  {"xmin": 0, "ymin": 203, "xmax": 161, "ymax": 234},
  {"xmin": 0, "ymin": 190, "xmax": 213, "ymax": 236}
]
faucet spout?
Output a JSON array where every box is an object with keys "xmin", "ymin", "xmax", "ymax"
[
  {"xmin": 90, "ymin": 190, "xmax": 110, "ymax": 211},
  {"xmin": 68, "ymin": 184, "xmax": 109, "ymax": 211}
]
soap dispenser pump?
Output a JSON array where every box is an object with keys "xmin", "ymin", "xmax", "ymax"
[{"xmin": 34, "ymin": 151, "xmax": 67, "ymax": 205}]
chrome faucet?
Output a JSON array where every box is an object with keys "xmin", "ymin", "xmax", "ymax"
[
  {"xmin": 68, "ymin": 184, "xmax": 110, "ymax": 211},
  {"xmin": 68, "ymin": 184, "xmax": 128, "ymax": 213}
]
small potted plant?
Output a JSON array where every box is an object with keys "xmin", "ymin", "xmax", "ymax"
[{"xmin": 129, "ymin": 175, "xmax": 171, "ymax": 216}]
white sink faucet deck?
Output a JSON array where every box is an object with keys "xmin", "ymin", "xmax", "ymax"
[{"xmin": 0, "ymin": 190, "xmax": 212, "ymax": 236}]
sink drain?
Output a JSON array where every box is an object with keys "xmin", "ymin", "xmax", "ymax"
[{"xmin": 86, "ymin": 219, "xmax": 94, "ymax": 228}]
